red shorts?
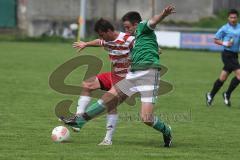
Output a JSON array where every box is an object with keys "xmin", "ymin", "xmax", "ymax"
[{"xmin": 96, "ymin": 72, "xmax": 124, "ymax": 91}]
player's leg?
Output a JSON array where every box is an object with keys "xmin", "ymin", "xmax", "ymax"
[
  {"xmin": 222, "ymin": 54, "xmax": 240, "ymax": 106},
  {"xmin": 76, "ymin": 72, "xmax": 120, "ymax": 141},
  {"xmin": 223, "ymin": 68, "xmax": 240, "ymax": 106},
  {"xmin": 97, "ymin": 73, "xmax": 120, "ymax": 145},
  {"xmin": 206, "ymin": 51, "xmax": 233, "ymax": 106},
  {"xmin": 210, "ymin": 70, "xmax": 229, "ymax": 97},
  {"xmin": 140, "ymin": 102, "xmax": 154, "ymax": 126},
  {"xmin": 140, "ymin": 102, "xmax": 171, "ymax": 147},
  {"xmin": 99, "ymin": 107, "xmax": 118, "ymax": 145},
  {"xmin": 206, "ymin": 70, "xmax": 229, "ymax": 106},
  {"xmin": 76, "ymin": 76, "xmax": 101, "ymax": 114},
  {"xmin": 62, "ymin": 85, "xmax": 128, "ymax": 129},
  {"xmin": 131, "ymin": 68, "xmax": 172, "ymax": 147},
  {"xmin": 100, "ymin": 86, "xmax": 127, "ymax": 141},
  {"xmin": 111, "ymin": 68, "xmax": 171, "ymax": 147}
]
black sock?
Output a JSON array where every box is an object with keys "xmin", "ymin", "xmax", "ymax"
[
  {"xmin": 226, "ymin": 77, "xmax": 240, "ymax": 98},
  {"xmin": 210, "ymin": 79, "xmax": 224, "ymax": 98}
]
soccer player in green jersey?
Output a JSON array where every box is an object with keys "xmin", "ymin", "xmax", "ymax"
[{"xmin": 62, "ymin": 5, "xmax": 175, "ymax": 147}]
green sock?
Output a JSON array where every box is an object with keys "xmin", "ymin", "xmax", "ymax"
[
  {"xmin": 85, "ymin": 99, "xmax": 106, "ymax": 119},
  {"xmin": 75, "ymin": 100, "xmax": 106, "ymax": 128},
  {"xmin": 152, "ymin": 116, "xmax": 170, "ymax": 135}
]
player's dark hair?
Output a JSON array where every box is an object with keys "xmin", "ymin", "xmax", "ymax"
[
  {"xmin": 121, "ymin": 11, "xmax": 142, "ymax": 24},
  {"xmin": 94, "ymin": 18, "xmax": 114, "ymax": 33},
  {"xmin": 228, "ymin": 9, "xmax": 239, "ymax": 17}
]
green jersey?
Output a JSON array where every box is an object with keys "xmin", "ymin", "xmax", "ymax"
[{"xmin": 130, "ymin": 20, "xmax": 160, "ymax": 71}]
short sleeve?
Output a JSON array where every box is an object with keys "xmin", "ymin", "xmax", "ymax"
[
  {"xmin": 215, "ymin": 26, "xmax": 226, "ymax": 40},
  {"xmin": 99, "ymin": 39, "xmax": 105, "ymax": 46},
  {"xmin": 137, "ymin": 20, "xmax": 154, "ymax": 35}
]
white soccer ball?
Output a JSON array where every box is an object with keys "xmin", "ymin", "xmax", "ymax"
[{"xmin": 51, "ymin": 126, "xmax": 70, "ymax": 142}]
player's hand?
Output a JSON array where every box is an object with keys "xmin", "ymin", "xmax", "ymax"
[
  {"xmin": 72, "ymin": 41, "xmax": 87, "ymax": 52},
  {"xmin": 162, "ymin": 5, "xmax": 176, "ymax": 17},
  {"xmin": 223, "ymin": 41, "xmax": 233, "ymax": 47}
]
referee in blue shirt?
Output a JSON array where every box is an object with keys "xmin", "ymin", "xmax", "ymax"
[{"xmin": 206, "ymin": 9, "xmax": 240, "ymax": 107}]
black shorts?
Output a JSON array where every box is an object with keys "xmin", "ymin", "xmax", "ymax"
[{"xmin": 221, "ymin": 50, "xmax": 240, "ymax": 73}]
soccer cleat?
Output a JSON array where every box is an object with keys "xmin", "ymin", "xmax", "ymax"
[
  {"xmin": 163, "ymin": 126, "xmax": 172, "ymax": 147},
  {"xmin": 222, "ymin": 92, "xmax": 231, "ymax": 107},
  {"xmin": 60, "ymin": 115, "xmax": 86, "ymax": 130},
  {"xmin": 98, "ymin": 139, "xmax": 112, "ymax": 146},
  {"xmin": 58, "ymin": 117, "xmax": 80, "ymax": 132},
  {"xmin": 206, "ymin": 92, "xmax": 213, "ymax": 106}
]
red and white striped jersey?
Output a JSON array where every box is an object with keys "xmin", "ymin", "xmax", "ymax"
[{"xmin": 99, "ymin": 32, "xmax": 135, "ymax": 77}]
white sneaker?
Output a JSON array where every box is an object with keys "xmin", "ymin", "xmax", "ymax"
[
  {"xmin": 206, "ymin": 92, "xmax": 213, "ymax": 106},
  {"xmin": 222, "ymin": 92, "xmax": 231, "ymax": 107},
  {"xmin": 98, "ymin": 139, "xmax": 112, "ymax": 146}
]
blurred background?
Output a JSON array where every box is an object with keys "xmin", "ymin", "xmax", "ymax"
[{"xmin": 1, "ymin": 0, "xmax": 240, "ymax": 49}]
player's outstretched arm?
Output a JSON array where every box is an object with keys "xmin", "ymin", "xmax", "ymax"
[
  {"xmin": 72, "ymin": 39, "xmax": 102, "ymax": 52},
  {"xmin": 148, "ymin": 5, "xmax": 176, "ymax": 29}
]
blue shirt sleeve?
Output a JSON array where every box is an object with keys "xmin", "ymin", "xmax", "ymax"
[{"xmin": 215, "ymin": 26, "xmax": 226, "ymax": 40}]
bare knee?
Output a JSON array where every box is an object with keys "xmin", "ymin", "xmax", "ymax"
[
  {"xmin": 235, "ymin": 70, "xmax": 240, "ymax": 80},
  {"xmin": 219, "ymin": 76, "xmax": 227, "ymax": 82},
  {"xmin": 82, "ymin": 81, "xmax": 98, "ymax": 91},
  {"xmin": 219, "ymin": 71, "xmax": 229, "ymax": 81},
  {"xmin": 82, "ymin": 81, "xmax": 91, "ymax": 90}
]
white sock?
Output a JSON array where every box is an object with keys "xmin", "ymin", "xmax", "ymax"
[
  {"xmin": 104, "ymin": 114, "xmax": 118, "ymax": 141},
  {"xmin": 76, "ymin": 96, "xmax": 91, "ymax": 114}
]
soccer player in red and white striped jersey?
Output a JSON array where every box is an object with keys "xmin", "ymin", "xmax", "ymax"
[{"xmin": 72, "ymin": 18, "xmax": 134, "ymax": 145}]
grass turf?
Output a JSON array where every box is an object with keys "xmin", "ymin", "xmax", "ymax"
[{"xmin": 0, "ymin": 42, "xmax": 240, "ymax": 160}]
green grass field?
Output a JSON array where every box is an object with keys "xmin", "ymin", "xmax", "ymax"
[{"xmin": 0, "ymin": 42, "xmax": 240, "ymax": 160}]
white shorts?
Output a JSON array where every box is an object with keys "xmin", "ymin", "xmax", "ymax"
[{"xmin": 116, "ymin": 68, "xmax": 160, "ymax": 103}]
